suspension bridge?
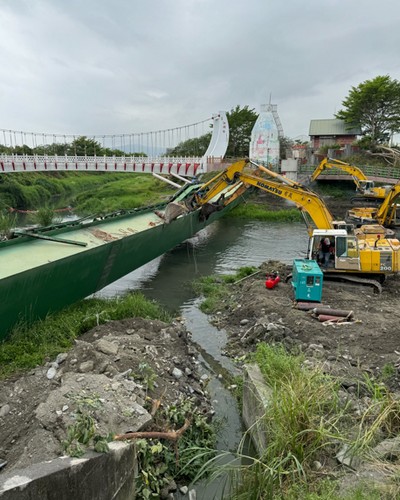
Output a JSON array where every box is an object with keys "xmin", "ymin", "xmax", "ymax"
[{"xmin": 0, "ymin": 112, "xmax": 229, "ymax": 183}]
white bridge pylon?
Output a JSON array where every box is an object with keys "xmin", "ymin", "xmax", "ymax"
[{"xmin": 0, "ymin": 112, "xmax": 229, "ymax": 177}]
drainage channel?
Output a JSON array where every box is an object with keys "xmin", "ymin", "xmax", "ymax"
[{"xmin": 176, "ymin": 300, "xmax": 245, "ymax": 499}]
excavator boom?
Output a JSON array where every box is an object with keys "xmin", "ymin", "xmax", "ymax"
[
  {"xmin": 310, "ymin": 157, "xmax": 394, "ymax": 203},
  {"xmin": 232, "ymin": 171, "xmax": 335, "ymax": 231},
  {"xmin": 193, "ymin": 160, "xmax": 335, "ymax": 232},
  {"xmin": 311, "ymin": 157, "xmax": 368, "ymax": 184}
]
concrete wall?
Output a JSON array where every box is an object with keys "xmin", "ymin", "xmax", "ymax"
[
  {"xmin": 281, "ymin": 159, "xmax": 298, "ymax": 173},
  {"xmin": 0, "ymin": 442, "xmax": 137, "ymax": 500},
  {"xmin": 242, "ymin": 364, "xmax": 272, "ymax": 456}
]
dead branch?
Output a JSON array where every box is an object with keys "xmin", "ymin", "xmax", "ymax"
[
  {"xmin": 369, "ymin": 146, "xmax": 400, "ymax": 167},
  {"xmin": 113, "ymin": 418, "xmax": 191, "ymax": 442},
  {"xmin": 149, "ymin": 387, "xmax": 167, "ymax": 416}
]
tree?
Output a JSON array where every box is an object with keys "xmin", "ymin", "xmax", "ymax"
[
  {"xmin": 336, "ymin": 75, "xmax": 400, "ymax": 147},
  {"xmin": 65, "ymin": 136, "xmax": 102, "ymax": 156},
  {"xmin": 166, "ymin": 133, "xmax": 212, "ymax": 156},
  {"xmin": 226, "ymin": 105, "xmax": 258, "ymax": 157},
  {"xmin": 279, "ymin": 136, "xmax": 294, "ymax": 160}
]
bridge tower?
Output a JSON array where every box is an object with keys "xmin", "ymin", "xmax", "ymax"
[{"xmin": 249, "ymin": 102, "xmax": 284, "ymax": 171}]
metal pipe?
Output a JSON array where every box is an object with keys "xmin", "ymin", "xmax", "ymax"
[
  {"xmin": 170, "ymin": 172, "xmax": 190, "ymax": 184},
  {"xmin": 152, "ymin": 173, "xmax": 181, "ymax": 188}
]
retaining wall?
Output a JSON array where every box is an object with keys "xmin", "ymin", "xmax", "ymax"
[
  {"xmin": 0, "ymin": 441, "xmax": 137, "ymax": 500},
  {"xmin": 242, "ymin": 363, "xmax": 272, "ymax": 456}
]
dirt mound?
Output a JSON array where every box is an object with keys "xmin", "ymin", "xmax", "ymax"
[
  {"xmin": 214, "ymin": 260, "xmax": 400, "ymax": 387},
  {"xmin": 0, "ymin": 317, "xmax": 211, "ymax": 472}
]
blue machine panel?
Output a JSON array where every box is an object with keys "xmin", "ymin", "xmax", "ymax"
[{"xmin": 292, "ymin": 259, "xmax": 323, "ymax": 302}]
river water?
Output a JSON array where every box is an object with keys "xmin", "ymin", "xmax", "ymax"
[
  {"xmin": 95, "ymin": 219, "xmax": 308, "ymax": 306},
  {"xmin": 92, "ymin": 219, "xmax": 308, "ymax": 497}
]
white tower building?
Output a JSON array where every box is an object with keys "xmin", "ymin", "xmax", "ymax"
[{"xmin": 249, "ymin": 103, "xmax": 283, "ymax": 170}]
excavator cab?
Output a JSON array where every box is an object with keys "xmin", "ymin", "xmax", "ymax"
[
  {"xmin": 334, "ymin": 235, "xmax": 360, "ymax": 270},
  {"xmin": 309, "ymin": 230, "xmax": 361, "ymax": 271},
  {"xmin": 358, "ymin": 180, "xmax": 375, "ymax": 194}
]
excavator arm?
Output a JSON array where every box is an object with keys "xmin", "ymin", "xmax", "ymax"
[
  {"xmin": 194, "ymin": 160, "xmax": 335, "ymax": 232},
  {"xmin": 232, "ymin": 171, "xmax": 335, "ymax": 231},
  {"xmin": 311, "ymin": 157, "xmax": 368, "ymax": 191},
  {"xmin": 374, "ymin": 184, "xmax": 400, "ymax": 224},
  {"xmin": 192, "ymin": 160, "xmax": 248, "ymax": 206},
  {"xmin": 348, "ymin": 184, "xmax": 400, "ymax": 226}
]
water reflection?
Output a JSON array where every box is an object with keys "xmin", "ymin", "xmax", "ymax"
[{"xmin": 96, "ymin": 219, "xmax": 308, "ymax": 310}]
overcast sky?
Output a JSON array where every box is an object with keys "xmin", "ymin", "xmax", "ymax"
[{"xmin": 1, "ymin": 0, "xmax": 399, "ymax": 142}]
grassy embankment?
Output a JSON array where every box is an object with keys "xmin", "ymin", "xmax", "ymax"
[
  {"xmin": 0, "ymin": 171, "xmax": 176, "ymax": 214},
  {"xmin": 193, "ymin": 271, "xmax": 400, "ymax": 500},
  {"xmin": 0, "ymin": 292, "xmax": 171, "ymax": 379}
]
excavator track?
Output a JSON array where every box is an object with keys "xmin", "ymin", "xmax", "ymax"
[
  {"xmin": 350, "ymin": 196, "xmax": 382, "ymax": 205},
  {"xmin": 322, "ymin": 273, "xmax": 383, "ymax": 294},
  {"xmin": 285, "ymin": 272, "xmax": 383, "ymax": 294}
]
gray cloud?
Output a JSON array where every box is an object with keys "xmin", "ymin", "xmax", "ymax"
[{"xmin": 0, "ymin": 0, "xmax": 399, "ymax": 140}]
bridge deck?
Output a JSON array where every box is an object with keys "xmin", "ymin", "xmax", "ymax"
[{"xmin": 1, "ymin": 211, "xmax": 163, "ymax": 280}]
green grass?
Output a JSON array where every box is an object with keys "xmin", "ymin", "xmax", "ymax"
[
  {"xmin": 0, "ymin": 212, "xmax": 18, "ymax": 238},
  {"xmin": 0, "ymin": 292, "xmax": 171, "ymax": 379},
  {"xmin": 228, "ymin": 203, "xmax": 303, "ymax": 222},
  {"xmin": 33, "ymin": 206, "xmax": 61, "ymax": 227},
  {"xmin": 252, "ymin": 343, "xmax": 342, "ymax": 468},
  {"xmin": 196, "ymin": 343, "xmax": 400, "ymax": 499},
  {"xmin": 0, "ymin": 171, "xmax": 176, "ymax": 214},
  {"xmin": 192, "ymin": 275, "xmax": 231, "ymax": 313},
  {"xmin": 283, "ymin": 478, "xmax": 393, "ymax": 499},
  {"xmin": 311, "ymin": 181, "xmax": 354, "ymax": 199},
  {"xmin": 192, "ymin": 267, "xmax": 258, "ymax": 313},
  {"xmin": 73, "ymin": 174, "xmax": 176, "ymax": 214}
]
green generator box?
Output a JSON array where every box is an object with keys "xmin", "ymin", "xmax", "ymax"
[{"xmin": 292, "ymin": 259, "xmax": 323, "ymax": 302}]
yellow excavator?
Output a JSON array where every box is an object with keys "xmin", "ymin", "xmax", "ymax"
[
  {"xmin": 347, "ymin": 184, "xmax": 400, "ymax": 227},
  {"xmin": 192, "ymin": 159, "xmax": 400, "ymax": 292},
  {"xmin": 311, "ymin": 157, "xmax": 393, "ymax": 202}
]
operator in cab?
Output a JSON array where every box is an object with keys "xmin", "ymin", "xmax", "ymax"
[{"xmin": 319, "ymin": 237, "xmax": 332, "ymax": 268}]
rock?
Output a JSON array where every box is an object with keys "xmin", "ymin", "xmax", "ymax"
[
  {"xmin": 312, "ymin": 460, "xmax": 322, "ymax": 471},
  {"xmin": 172, "ymin": 367, "xmax": 183, "ymax": 379},
  {"xmin": 46, "ymin": 366, "xmax": 57, "ymax": 380},
  {"xmin": 56, "ymin": 353, "xmax": 68, "ymax": 364},
  {"xmin": 0, "ymin": 404, "xmax": 11, "ymax": 417},
  {"xmin": 160, "ymin": 479, "xmax": 177, "ymax": 498},
  {"xmin": 371, "ymin": 436, "xmax": 400, "ymax": 461},
  {"xmin": 336, "ymin": 444, "xmax": 362, "ymax": 470},
  {"xmin": 188, "ymin": 490, "xmax": 197, "ymax": 500},
  {"xmin": 180, "ymin": 485, "xmax": 189, "ymax": 495},
  {"xmin": 79, "ymin": 360, "xmax": 94, "ymax": 373},
  {"xmin": 0, "ymin": 312, "xmax": 216, "ymax": 485},
  {"xmin": 96, "ymin": 339, "xmax": 119, "ymax": 356}
]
